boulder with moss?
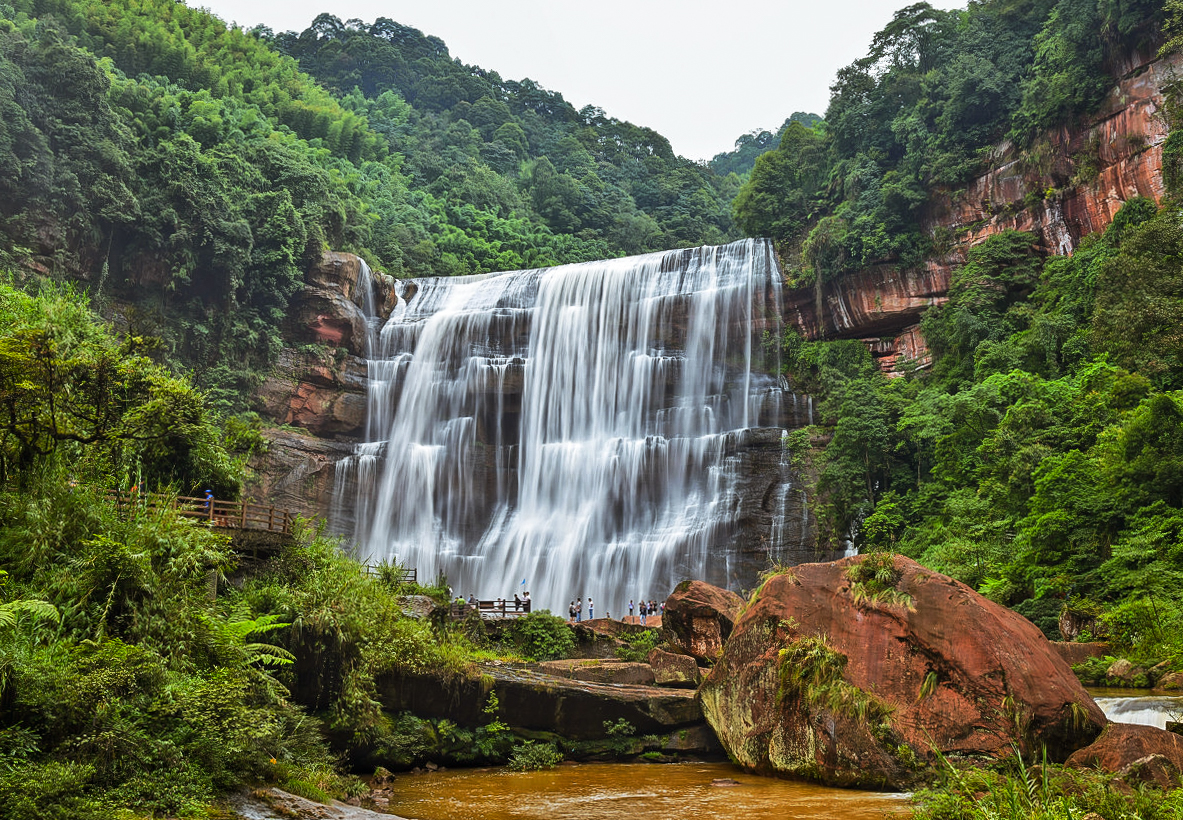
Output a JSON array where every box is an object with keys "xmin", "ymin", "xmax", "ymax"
[{"xmin": 698, "ymin": 554, "xmax": 1106, "ymax": 789}]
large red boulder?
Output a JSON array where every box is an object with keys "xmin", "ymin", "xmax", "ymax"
[
  {"xmin": 662, "ymin": 580, "xmax": 745, "ymax": 664},
  {"xmin": 1067, "ymin": 723, "xmax": 1183, "ymax": 780},
  {"xmin": 698, "ymin": 554, "xmax": 1106, "ymax": 789}
]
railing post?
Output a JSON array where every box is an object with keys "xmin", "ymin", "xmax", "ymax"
[{"xmin": 240, "ymin": 501, "xmax": 247, "ymax": 529}]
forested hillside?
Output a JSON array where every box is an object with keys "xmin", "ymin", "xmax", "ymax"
[
  {"xmin": 2, "ymin": 0, "xmax": 1183, "ymax": 815},
  {"xmin": 735, "ymin": 0, "xmax": 1166, "ymax": 276},
  {"xmin": 732, "ymin": 0, "xmax": 1183, "ymax": 656},
  {"xmin": 708, "ymin": 111, "xmax": 822, "ymax": 177},
  {"xmin": 265, "ymin": 14, "xmax": 739, "ymax": 255},
  {"xmin": 0, "ymin": 0, "xmax": 742, "ymax": 410}
]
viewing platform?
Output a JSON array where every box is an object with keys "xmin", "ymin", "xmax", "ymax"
[
  {"xmin": 448, "ymin": 599, "xmax": 532, "ymax": 620},
  {"xmin": 110, "ymin": 492, "xmax": 296, "ymax": 550}
]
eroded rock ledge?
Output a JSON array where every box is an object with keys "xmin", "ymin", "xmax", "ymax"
[
  {"xmin": 373, "ymin": 662, "xmax": 720, "ymax": 760},
  {"xmin": 784, "ymin": 49, "xmax": 1179, "ymax": 373}
]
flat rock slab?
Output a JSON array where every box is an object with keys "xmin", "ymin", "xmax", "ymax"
[
  {"xmin": 537, "ymin": 659, "xmax": 656, "ymax": 685},
  {"xmin": 377, "ymin": 663, "xmax": 703, "ymax": 740}
]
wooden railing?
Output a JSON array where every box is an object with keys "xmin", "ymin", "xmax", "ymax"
[
  {"xmin": 109, "ymin": 492, "xmax": 294, "ymax": 535},
  {"xmin": 448, "ymin": 599, "xmax": 531, "ymax": 620},
  {"xmin": 363, "ymin": 564, "xmax": 417, "ymax": 585}
]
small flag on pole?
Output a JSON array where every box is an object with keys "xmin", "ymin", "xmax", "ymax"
[{"xmin": 520, "ymin": 579, "xmax": 526, "ymax": 585}]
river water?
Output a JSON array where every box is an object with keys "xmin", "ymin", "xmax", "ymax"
[
  {"xmin": 1089, "ymin": 687, "xmax": 1183, "ymax": 729},
  {"xmin": 385, "ymin": 762, "xmax": 908, "ymax": 820}
]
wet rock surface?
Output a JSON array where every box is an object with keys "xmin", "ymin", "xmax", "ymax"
[
  {"xmin": 662, "ymin": 580, "xmax": 746, "ymax": 665},
  {"xmin": 699, "ymin": 555, "xmax": 1106, "ymax": 789},
  {"xmin": 229, "ymin": 787, "xmax": 407, "ymax": 820},
  {"xmin": 245, "ymin": 426, "xmax": 353, "ymax": 522}
]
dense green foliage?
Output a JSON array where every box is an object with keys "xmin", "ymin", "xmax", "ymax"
[
  {"xmin": 0, "ymin": 284, "xmax": 588, "ymax": 816},
  {"xmin": 0, "ymin": 280, "xmax": 239, "ymax": 494},
  {"xmin": 734, "ymin": 0, "xmax": 1167, "ymax": 281},
  {"xmin": 788, "ymin": 199, "xmax": 1183, "ymax": 663},
  {"xmin": 0, "ymin": 0, "xmax": 746, "ymax": 410},
  {"xmin": 914, "ymin": 747, "xmax": 1183, "ymax": 819},
  {"xmin": 708, "ymin": 111, "xmax": 822, "ymax": 178}
]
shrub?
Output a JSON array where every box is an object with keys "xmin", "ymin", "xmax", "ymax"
[
  {"xmin": 504, "ymin": 610, "xmax": 575, "ymax": 661},
  {"xmin": 614, "ymin": 629, "xmax": 660, "ymax": 661},
  {"xmin": 505, "ymin": 740, "xmax": 563, "ymax": 771}
]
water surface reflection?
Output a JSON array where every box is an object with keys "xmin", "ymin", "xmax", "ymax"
[{"xmin": 388, "ymin": 762, "xmax": 908, "ymax": 820}]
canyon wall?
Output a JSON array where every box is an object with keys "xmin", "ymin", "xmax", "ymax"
[
  {"xmin": 245, "ymin": 252, "xmax": 389, "ymax": 521},
  {"xmin": 783, "ymin": 49, "xmax": 1178, "ymax": 372}
]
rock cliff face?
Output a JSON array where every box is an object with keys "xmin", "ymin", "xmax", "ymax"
[
  {"xmin": 246, "ymin": 252, "xmax": 387, "ymax": 521},
  {"xmin": 784, "ymin": 49, "xmax": 1179, "ymax": 372}
]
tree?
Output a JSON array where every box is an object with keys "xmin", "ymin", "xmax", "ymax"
[{"xmin": 0, "ymin": 282, "xmax": 238, "ymax": 494}]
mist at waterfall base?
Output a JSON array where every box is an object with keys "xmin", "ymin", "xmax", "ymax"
[{"xmin": 334, "ymin": 239, "xmax": 815, "ymax": 616}]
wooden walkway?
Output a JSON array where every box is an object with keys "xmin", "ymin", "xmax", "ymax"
[
  {"xmin": 449, "ymin": 599, "xmax": 532, "ymax": 620},
  {"xmin": 111, "ymin": 492, "xmax": 295, "ymax": 535}
]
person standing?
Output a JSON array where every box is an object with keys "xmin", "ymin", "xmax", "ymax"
[
  {"xmin": 569, "ymin": 601, "xmax": 576, "ymax": 622},
  {"xmin": 588, "ymin": 598, "xmax": 594, "ymax": 620},
  {"xmin": 523, "ymin": 591, "xmax": 531, "ymax": 612},
  {"xmin": 629, "ymin": 599, "xmax": 634, "ymax": 622},
  {"xmin": 576, "ymin": 598, "xmax": 582, "ymax": 622},
  {"xmin": 639, "ymin": 600, "xmax": 647, "ymax": 626}
]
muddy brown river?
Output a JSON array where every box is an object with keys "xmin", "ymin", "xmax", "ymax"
[{"xmin": 386, "ymin": 761, "xmax": 909, "ymax": 820}]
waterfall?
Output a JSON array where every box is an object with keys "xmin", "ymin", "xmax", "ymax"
[
  {"xmin": 338, "ymin": 239, "xmax": 791, "ymax": 616},
  {"xmin": 1093, "ymin": 694, "xmax": 1183, "ymax": 729}
]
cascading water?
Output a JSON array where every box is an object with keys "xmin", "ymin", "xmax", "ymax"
[{"xmin": 336, "ymin": 239, "xmax": 805, "ymax": 616}]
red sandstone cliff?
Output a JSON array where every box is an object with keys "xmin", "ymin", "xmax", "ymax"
[
  {"xmin": 784, "ymin": 49, "xmax": 1179, "ymax": 373},
  {"xmin": 245, "ymin": 251, "xmax": 390, "ymax": 521}
]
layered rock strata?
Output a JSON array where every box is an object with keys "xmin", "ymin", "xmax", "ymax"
[
  {"xmin": 247, "ymin": 252, "xmax": 386, "ymax": 520},
  {"xmin": 375, "ymin": 663, "xmax": 719, "ymax": 755},
  {"xmin": 784, "ymin": 50, "xmax": 1179, "ymax": 373}
]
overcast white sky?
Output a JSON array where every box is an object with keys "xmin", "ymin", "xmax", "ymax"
[{"xmin": 195, "ymin": 0, "xmax": 965, "ymax": 162}]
